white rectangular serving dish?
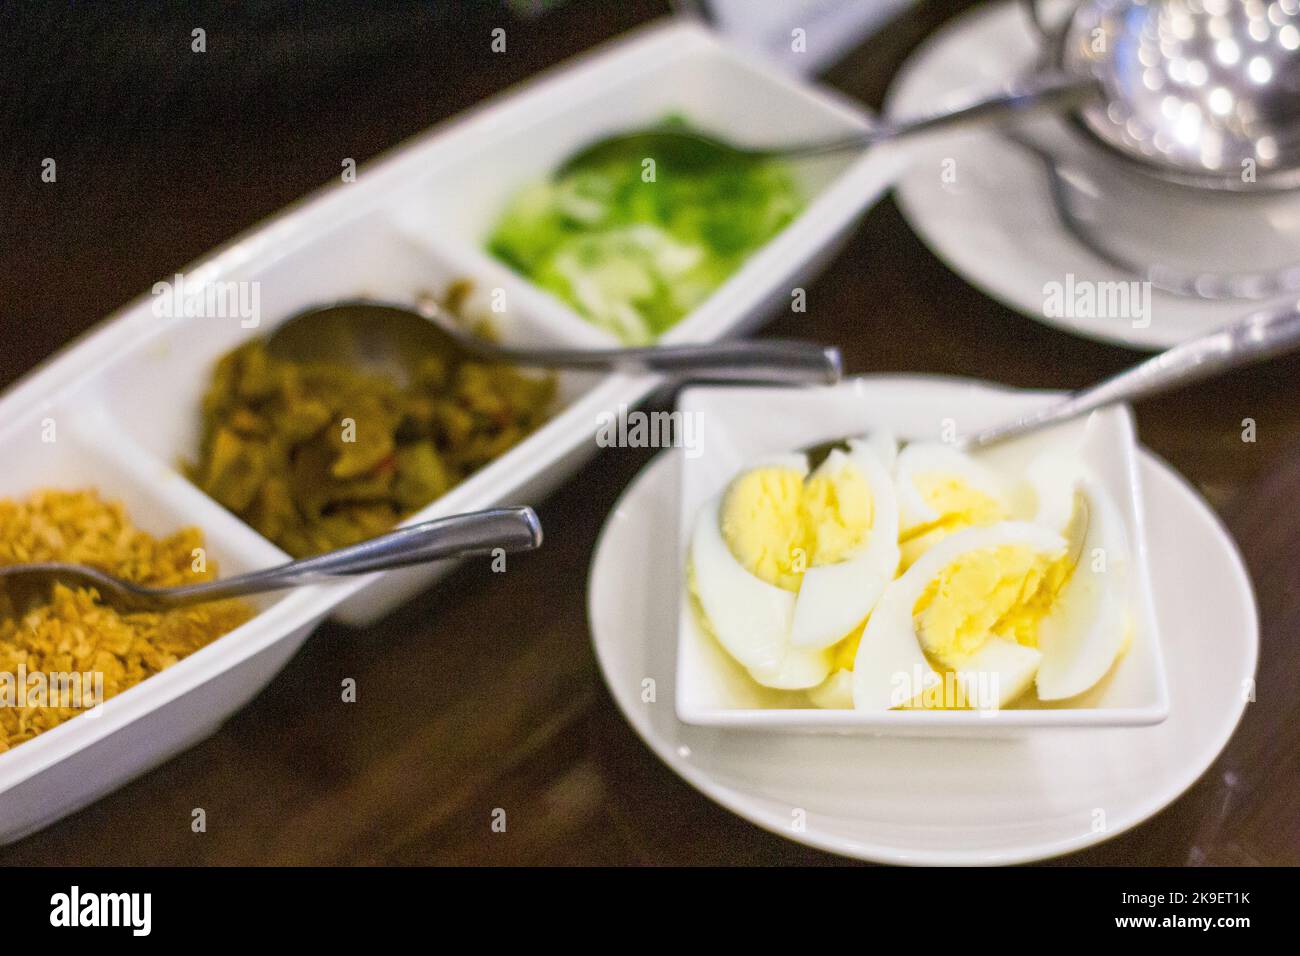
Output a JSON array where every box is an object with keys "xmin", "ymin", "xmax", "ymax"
[
  {"xmin": 675, "ymin": 378, "xmax": 1170, "ymax": 734},
  {"xmin": 0, "ymin": 19, "xmax": 898, "ymax": 842}
]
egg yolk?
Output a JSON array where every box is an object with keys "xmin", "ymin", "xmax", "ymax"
[
  {"xmin": 912, "ymin": 544, "xmax": 1074, "ymax": 666},
  {"xmin": 719, "ymin": 467, "xmax": 807, "ymax": 591},
  {"xmin": 899, "ymin": 473, "xmax": 1008, "ymax": 569},
  {"xmin": 802, "ymin": 466, "xmax": 872, "ymax": 565},
  {"xmin": 720, "ymin": 463, "xmax": 873, "ymax": 593}
]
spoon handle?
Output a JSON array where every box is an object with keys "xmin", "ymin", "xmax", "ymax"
[
  {"xmin": 482, "ymin": 338, "xmax": 843, "ymax": 385},
  {"xmin": 162, "ymin": 508, "xmax": 542, "ymax": 605},
  {"xmin": 876, "ymin": 70, "xmax": 1099, "ymax": 145},
  {"xmin": 770, "ymin": 71, "xmax": 1098, "ymax": 160},
  {"xmin": 967, "ymin": 300, "xmax": 1300, "ymax": 448}
]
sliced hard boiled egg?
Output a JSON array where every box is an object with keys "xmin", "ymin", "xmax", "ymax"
[
  {"xmin": 895, "ymin": 442, "xmax": 1011, "ymax": 567},
  {"xmin": 689, "ymin": 496, "xmax": 797, "ymax": 674},
  {"xmin": 853, "ymin": 522, "xmax": 1067, "ymax": 711},
  {"xmin": 688, "ymin": 454, "xmax": 809, "ymax": 676},
  {"xmin": 789, "ymin": 440, "xmax": 900, "ymax": 649},
  {"xmin": 950, "ymin": 638, "xmax": 1041, "ymax": 710},
  {"xmin": 688, "ymin": 454, "xmax": 832, "ymax": 690},
  {"xmin": 1035, "ymin": 477, "xmax": 1132, "ymax": 701},
  {"xmin": 749, "ymin": 644, "xmax": 835, "ymax": 690},
  {"xmin": 1024, "ymin": 451, "xmax": 1087, "ymax": 534},
  {"xmin": 861, "ymin": 429, "xmax": 899, "ymax": 474}
]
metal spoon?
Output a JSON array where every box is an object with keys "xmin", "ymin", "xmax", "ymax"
[
  {"xmin": 807, "ymin": 299, "xmax": 1300, "ymax": 463},
  {"xmin": 557, "ymin": 71, "xmax": 1097, "ymax": 174},
  {"xmin": 0, "ymin": 507, "xmax": 542, "ymax": 613},
  {"xmin": 266, "ymin": 295, "xmax": 842, "ymax": 386},
  {"xmin": 958, "ymin": 299, "xmax": 1300, "ymax": 449},
  {"xmin": 563, "ymin": 1, "xmax": 1299, "ymax": 193}
]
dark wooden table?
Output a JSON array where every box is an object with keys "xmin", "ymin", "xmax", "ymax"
[{"xmin": 2, "ymin": 0, "xmax": 1296, "ymax": 866}]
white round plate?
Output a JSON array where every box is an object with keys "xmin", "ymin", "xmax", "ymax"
[
  {"xmin": 887, "ymin": 1, "xmax": 1297, "ymax": 350},
  {"xmin": 588, "ymin": 391, "xmax": 1258, "ymax": 865}
]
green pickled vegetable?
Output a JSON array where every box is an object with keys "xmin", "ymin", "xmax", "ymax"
[
  {"xmin": 486, "ymin": 118, "xmax": 804, "ymax": 344},
  {"xmin": 187, "ymin": 339, "xmax": 556, "ymax": 557}
]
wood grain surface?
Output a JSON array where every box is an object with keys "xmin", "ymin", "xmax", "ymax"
[{"xmin": 0, "ymin": 0, "xmax": 1295, "ymax": 866}]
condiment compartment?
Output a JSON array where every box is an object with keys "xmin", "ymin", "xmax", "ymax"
[
  {"xmin": 0, "ymin": 400, "xmax": 334, "ymax": 843},
  {"xmin": 385, "ymin": 18, "xmax": 901, "ymax": 349}
]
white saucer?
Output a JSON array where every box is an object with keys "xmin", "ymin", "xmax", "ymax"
[
  {"xmin": 887, "ymin": 1, "xmax": 1299, "ymax": 350},
  {"xmin": 587, "ymin": 378, "xmax": 1258, "ymax": 865}
]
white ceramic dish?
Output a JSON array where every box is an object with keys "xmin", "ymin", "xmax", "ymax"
[
  {"xmin": 387, "ymin": 19, "xmax": 904, "ymax": 352},
  {"xmin": 673, "ymin": 379, "xmax": 1168, "ymax": 731},
  {"xmin": 0, "ymin": 19, "xmax": 900, "ymax": 844},
  {"xmin": 887, "ymin": 0, "xmax": 1300, "ymax": 350},
  {"xmin": 589, "ymin": 376, "xmax": 1258, "ymax": 864}
]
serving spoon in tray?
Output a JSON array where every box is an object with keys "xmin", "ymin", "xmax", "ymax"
[
  {"xmin": 0, "ymin": 507, "xmax": 542, "ymax": 613},
  {"xmin": 265, "ymin": 294, "xmax": 843, "ymax": 386}
]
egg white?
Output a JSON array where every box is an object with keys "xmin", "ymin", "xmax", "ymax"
[
  {"xmin": 951, "ymin": 638, "xmax": 1042, "ymax": 710},
  {"xmin": 862, "ymin": 430, "xmax": 899, "ymax": 474},
  {"xmin": 1024, "ymin": 451, "xmax": 1087, "ymax": 534},
  {"xmin": 790, "ymin": 440, "xmax": 901, "ymax": 650},
  {"xmin": 748, "ymin": 644, "xmax": 834, "ymax": 690},
  {"xmin": 1034, "ymin": 477, "xmax": 1132, "ymax": 700}
]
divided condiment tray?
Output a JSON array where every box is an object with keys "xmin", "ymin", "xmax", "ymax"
[{"xmin": 0, "ymin": 18, "xmax": 897, "ymax": 842}]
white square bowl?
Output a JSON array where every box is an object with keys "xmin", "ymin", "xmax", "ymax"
[{"xmin": 674, "ymin": 377, "xmax": 1170, "ymax": 734}]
